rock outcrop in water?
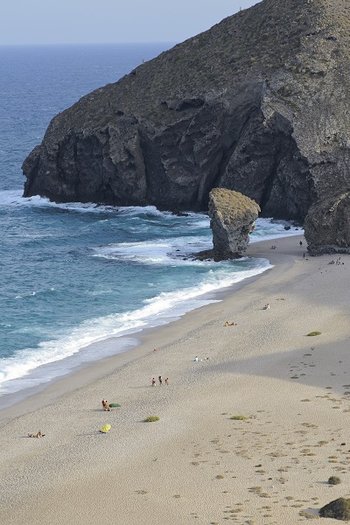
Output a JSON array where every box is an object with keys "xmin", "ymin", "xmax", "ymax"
[
  {"xmin": 208, "ymin": 188, "xmax": 260, "ymax": 259},
  {"xmin": 22, "ymin": 0, "xmax": 350, "ymax": 254}
]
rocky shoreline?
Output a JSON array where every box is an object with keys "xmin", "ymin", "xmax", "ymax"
[{"xmin": 23, "ymin": 0, "xmax": 350, "ymax": 254}]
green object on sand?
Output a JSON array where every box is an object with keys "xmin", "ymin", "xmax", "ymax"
[
  {"xmin": 306, "ymin": 331, "xmax": 321, "ymax": 336},
  {"xmin": 144, "ymin": 416, "xmax": 160, "ymax": 422},
  {"xmin": 109, "ymin": 403, "xmax": 121, "ymax": 408}
]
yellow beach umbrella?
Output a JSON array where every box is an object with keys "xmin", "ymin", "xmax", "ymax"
[{"xmin": 100, "ymin": 424, "xmax": 111, "ymax": 433}]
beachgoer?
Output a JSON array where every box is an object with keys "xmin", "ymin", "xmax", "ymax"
[
  {"xmin": 102, "ymin": 399, "xmax": 110, "ymax": 411},
  {"xmin": 165, "ymin": 377, "xmax": 169, "ymax": 385},
  {"xmin": 28, "ymin": 430, "xmax": 45, "ymax": 438},
  {"xmin": 299, "ymin": 240, "xmax": 303, "ymax": 246},
  {"xmin": 262, "ymin": 303, "xmax": 270, "ymax": 310},
  {"xmin": 194, "ymin": 356, "xmax": 199, "ymax": 363},
  {"xmin": 158, "ymin": 375, "xmax": 163, "ymax": 385},
  {"xmin": 151, "ymin": 377, "xmax": 156, "ymax": 387}
]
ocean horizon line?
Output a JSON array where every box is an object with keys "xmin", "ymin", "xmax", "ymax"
[{"xmin": 0, "ymin": 41, "xmax": 176, "ymax": 49}]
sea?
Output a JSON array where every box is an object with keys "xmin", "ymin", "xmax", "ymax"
[{"xmin": 0, "ymin": 43, "xmax": 302, "ymax": 404}]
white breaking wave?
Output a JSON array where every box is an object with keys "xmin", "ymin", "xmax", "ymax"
[
  {"xmin": 92, "ymin": 220, "xmax": 302, "ymax": 267},
  {"xmin": 115, "ymin": 205, "xmax": 174, "ymax": 218},
  {"xmin": 0, "ymin": 191, "xmax": 303, "ymax": 237},
  {"xmin": 0, "ymin": 190, "xmax": 183, "ymax": 218},
  {"xmin": 0, "ymin": 191, "xmax": 121, "ymax": 214},
  {"xmin": 251, "ymin": 218, "xmax": 302, "ymax": 240},
  {"xmin": 92, "ymin": 236, "xmax": 212, "ymax": 266},
  {"xmin": 0, "ymin": 259, "xmax": 271, "ymax": 395}
]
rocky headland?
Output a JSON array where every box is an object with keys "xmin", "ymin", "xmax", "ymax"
[{"xmin": 23, "ymin": 0, "xmax": 350, "ymax": 254}]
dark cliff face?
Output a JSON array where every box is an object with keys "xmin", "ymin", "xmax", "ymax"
[{"xmin": 23, "ymin": 0, "xmax": 350, "ymax": 251}]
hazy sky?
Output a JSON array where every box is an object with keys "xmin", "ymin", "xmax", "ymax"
[{"xmin": 0, "ymin": 1, "xmax": 260, "ymax": 46}]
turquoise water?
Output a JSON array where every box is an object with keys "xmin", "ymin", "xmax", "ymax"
[{"xmin": 0, "ymin": 44, "xmax": 301, "ymax": 398}]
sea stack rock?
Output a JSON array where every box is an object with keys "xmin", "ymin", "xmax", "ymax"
[
  {"xmin": 208, "ymin": 188, "xmax": 260, "ymax": 259},
  {"xmin": 22, "ymin": 0, "xmax": 350, "ymax": 254}
]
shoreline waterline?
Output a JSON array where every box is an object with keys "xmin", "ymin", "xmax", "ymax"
[
  {"xmin": 0, "ymin": 191, "xmax": 303, "ymax": 399},
  {"xmin": 0, "ymin": 260, "xmax": 272, "ymax": 399},
  {"xmin": 0, "ymin": 238, "xmax": 280, "ymax": 416}
]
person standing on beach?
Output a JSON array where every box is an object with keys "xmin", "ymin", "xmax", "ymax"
[
  {"xmin": 158, "ymin": 375, "xmax": 163, "ymax": 385},
  {"xmin": 151, "ymin": 377, "xmax": 156, "ymax": 387},
  {"xmin": 165, "ymin": 377, "xmax": 169, "ymax": 385},
  {"xmin": 102, "ymin": 399, "xmax": 110, "ymax": 411}
]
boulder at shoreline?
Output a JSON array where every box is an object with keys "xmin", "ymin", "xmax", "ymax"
[
  {"xmin": 319, "ymin": 497, "xmax": 350, "ymax": 521},
  {"xmin": 208, "ymin": 188, "xmax": 260, "ymax": 260}
]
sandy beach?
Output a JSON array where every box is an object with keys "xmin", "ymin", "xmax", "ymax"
[{"xmin": 1, "ymin": 235, "xmax": 350, "ymax": 525}]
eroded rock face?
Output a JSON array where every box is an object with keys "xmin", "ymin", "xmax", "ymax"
[
  {"xmin": 22, "ymin": 0, "xmax": 350, "ymax": 252},
  {"xmin": 208, "ymin": 188, "xmax": 260, "ymax": 259},
  {"xmin": 304, "ymin": 192, "xmax": 350, "ymax": 254}
]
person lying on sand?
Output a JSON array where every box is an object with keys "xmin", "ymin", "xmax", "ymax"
[
  {"xmin": 28, "ymin": 431, "xmax": 45, "ymax": 438},
  {"xmin": 102, "ymin": 399, "xmax": 111, "ymax": 411},
  {"xmin": 262, "ymin": 303, "xmax": 271, "ymax": 310},
  {"xmin": 224, "ymin": 321, "xmax": 237, "ymax": 327}
]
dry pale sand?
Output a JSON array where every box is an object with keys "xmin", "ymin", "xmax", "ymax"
[{"xmin": 1, "ymin": 236, "xmax": 350, "ymax": 525}]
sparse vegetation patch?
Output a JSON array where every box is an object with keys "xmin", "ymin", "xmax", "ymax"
[
  {"xmin": 328, "ymin": 476, "xmax": 341, "ymax": 485},
  {"xmin": 144, "ymin": 415, "xmax": 160, "ymax": 423}
]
